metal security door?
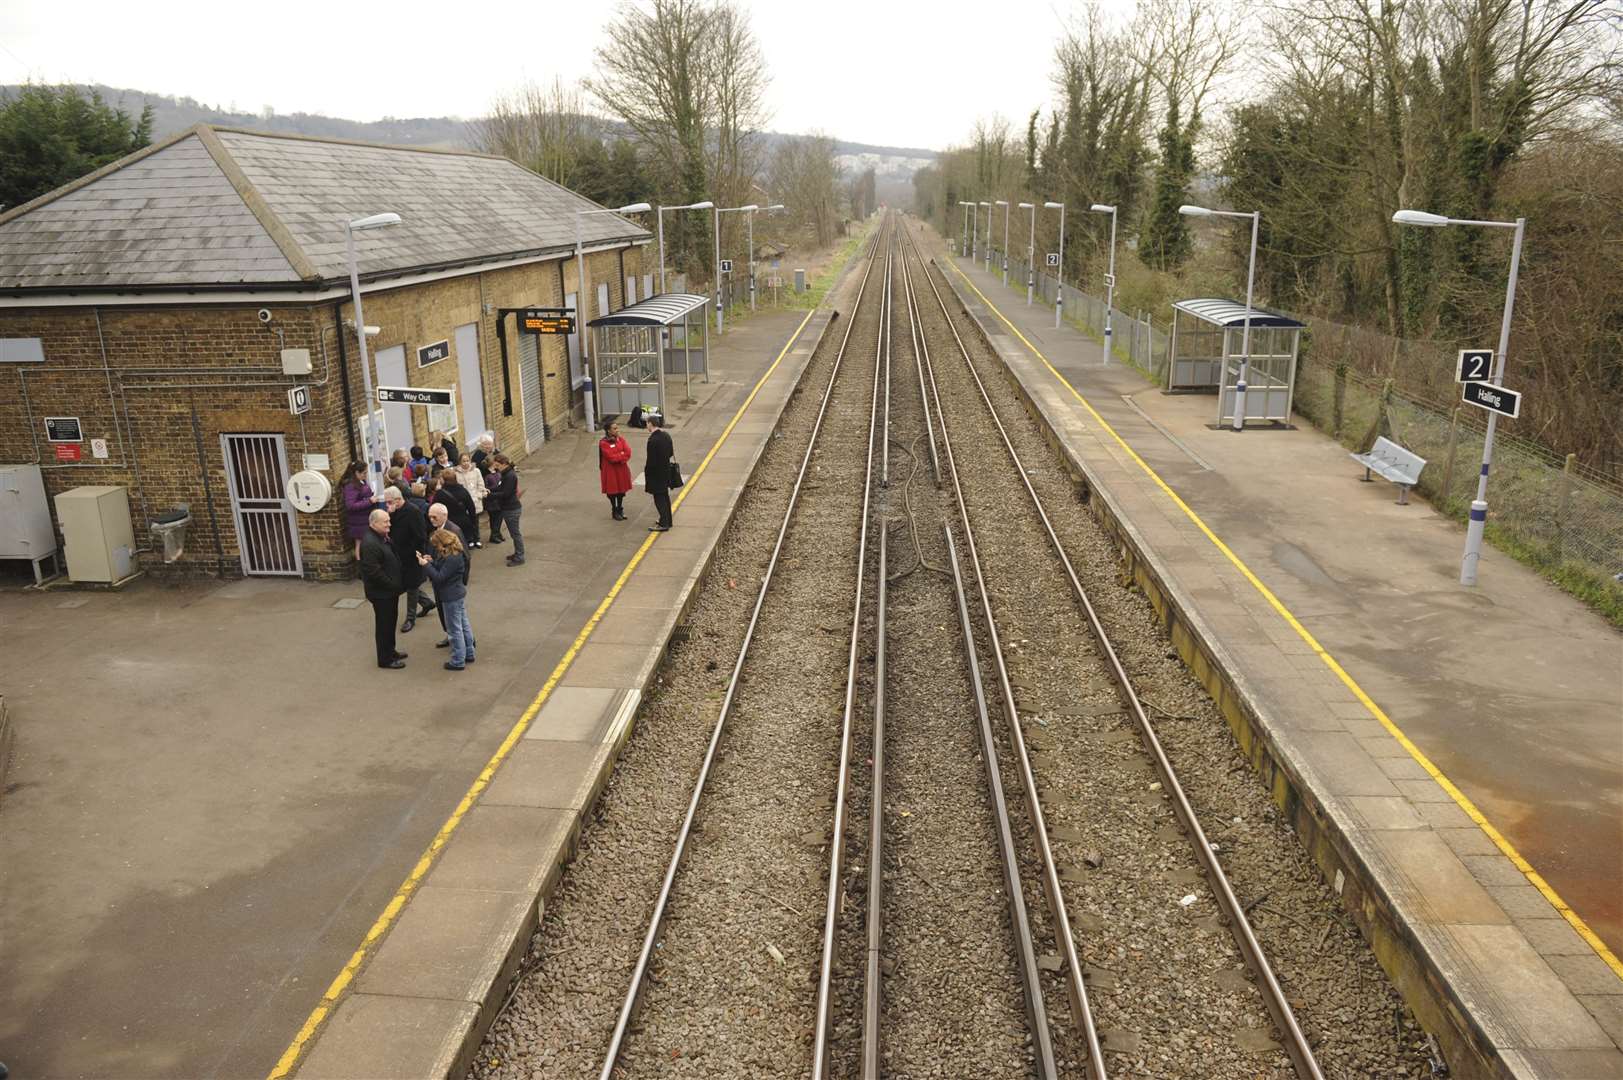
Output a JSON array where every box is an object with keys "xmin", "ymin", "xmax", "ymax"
[
  {"xmin": 220, "ymin": 433, "xmax": 302, "ymax": 575},
  {"xmin": 518, "ymin": 331, "xmax": 545, "ymax": 452}
]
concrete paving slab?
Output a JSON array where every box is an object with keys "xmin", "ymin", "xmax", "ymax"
[
  {"xmin": 356, "ymin": 885, "xmax": 532, "ymax": 1004},
  {"xmin": 295, "ymin": 995, "xmax": 479, "ymax": 1080},
  {"xmin": 524, "ymin": 685, "xmax": 627, "ymax": 743},
  {"xmin": 1444, "ymin": 923, "xmax": 1614, "ymax": 1050},
  {"xmin": 425, "ymin": 805, "xmax": 573, "ymax": 895},
  {"xmin": 1581, "ymin": 996, "xmax": 1623, "ymax": 1048},
  {"xmin": 481, "ymin": 739, "xmax": 607, "ymax": 811},
  {"xmin": 1497, "ymin": 1049, "xmax": 1623, "ymax": 1079},
  {"xmin": 1366, "ymin": 829, "xmax": 1511, "ymax": 925}
]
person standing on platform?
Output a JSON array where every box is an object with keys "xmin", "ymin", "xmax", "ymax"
[
  {"xmin": 359, "ymin": 509, "xmax": 406, "ymax": 669},
  {"xmin": 486, "ymin": 453, "xmax": 525, "ymax": 566},
  {"xmin": 644, "ymin": 412, "xmax": 674, "ymax": 532},
  {"xmin": 435, "ymin": 469, "xmax": 480, "ymax": 546},
  {"xmin": 341, "ymin": 461, "xmax": 375, "ymax": 561},
  {"xmin": 453, "ymin": 452, "xmax": 488, "ymax": 547},
  {"xmin": 418, "ymin": 528, "xmax": 475, "ymax": 670},
  {"xmin": 599, "ymin": 417, "xmax": 633, "ymax": 521},
  {"xmin": 385, "ymin": 485, "xmax": 433, "ymax": 631},
  {"xmin": 425, "ymin": 504, "xmax": 472, "ymax": 651}
]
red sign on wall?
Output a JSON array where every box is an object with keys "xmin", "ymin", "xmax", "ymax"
[{"xmin": 54, "ymin": 442, "xmax": 82, "ymax": 462}]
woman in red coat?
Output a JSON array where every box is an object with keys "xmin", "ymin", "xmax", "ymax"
[{"xmin": 599, "ymin": 418, "xmax": 634, "ymax": 520}]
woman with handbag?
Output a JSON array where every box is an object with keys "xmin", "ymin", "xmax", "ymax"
[{"xmin": 599, "ymin": 418, "xmax": 634, "ymax": 521}]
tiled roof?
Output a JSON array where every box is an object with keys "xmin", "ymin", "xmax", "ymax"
[{"xmin": 0, "ymin": 125, "xmax": 652, "ymax": 292}]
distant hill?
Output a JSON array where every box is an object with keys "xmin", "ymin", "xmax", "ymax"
[{"xmin": 2, "ymin": 84, "xmax": 939, "ymax": 173}]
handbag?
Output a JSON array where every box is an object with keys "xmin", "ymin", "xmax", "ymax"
[{"xmin": 668, "ymin": 460, "xmax": 685, "ymax": 489}]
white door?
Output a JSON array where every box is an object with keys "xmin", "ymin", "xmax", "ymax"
[
  {"xmin": 374, "ymin": 344, "xmax": 411, "ymax": 455},
  {"xmin": 625, "ymin": 276, "xmax": 637, "ymax": 305},
  {"xmin": 454, "ymin": 323, "xmax": 485, "ymax": 446},
  {"xmin": 643, "ymin": 272, "xmax": 653, "ymax": 299}
]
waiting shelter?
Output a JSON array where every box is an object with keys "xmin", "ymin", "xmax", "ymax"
[
  {"xmin": 588, "ymin": 292, "xmax": 711, "ymax": 418},
  {"xmin": 1167, "ymin": 298, "xmax": 1306, "ymax": 426}
]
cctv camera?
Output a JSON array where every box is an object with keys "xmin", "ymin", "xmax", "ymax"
[{"xmin": 258, "ymin": 308, "xmax": 274, "ymax": 324}]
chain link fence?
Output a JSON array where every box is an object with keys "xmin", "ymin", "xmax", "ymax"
[{"xmin": 970, "ymin": 241, "xmax": 1623, "ymax": 623}]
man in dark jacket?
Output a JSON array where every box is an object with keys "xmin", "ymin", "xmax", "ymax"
[
  {"xmin": 359, "ymin": 509, "xmax": 407, "ymax": 669},
  {"xmin": 644, "ymin": 412, "xmax": 674, "ymax": 531},
  {"xmin": 385, "ymin": 485, "xmax": 433, "ymax": 632}
]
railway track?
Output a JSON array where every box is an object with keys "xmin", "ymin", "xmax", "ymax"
[{"xmin": 474, "ymin": 212, "xmax": 1433, "ymax": 1079}]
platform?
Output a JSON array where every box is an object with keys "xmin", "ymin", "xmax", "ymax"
[
  {"xmin": 0, "ymin": 305, "xmax": 834, "ymax": 1079},
  {"xmin": 934, "ymin": 233, "xmax": 1623, "ymax": 1078}
]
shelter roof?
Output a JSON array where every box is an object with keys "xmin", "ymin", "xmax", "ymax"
[
  {"xmin": 0, "ymin": 124, "xmax": 651, "ymax": 293},
  {"xmin": 589, "ymin": 293, "xmax": 710, "ymax": 327},
  {"xmin": 1172, "ymin": 297, "xmax": 1306, "ymax": 329}
]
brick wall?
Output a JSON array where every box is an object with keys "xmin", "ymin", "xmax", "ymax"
[{"xmin": 0, "ymin": 242, "xmax": 646, "ymax": 582}]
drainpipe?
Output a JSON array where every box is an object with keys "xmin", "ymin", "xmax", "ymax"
[{"xmin": 332, "ymin": 303, "xmax": 359, "ymax": 462}]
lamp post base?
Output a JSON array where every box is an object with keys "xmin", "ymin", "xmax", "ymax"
[{"xmin": 1461, "ymin": 500, "xmax": 1488, "ymax": 586}]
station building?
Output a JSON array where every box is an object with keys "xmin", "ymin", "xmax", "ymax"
[{"xmin": 0, "ymin": 124, "xmax": 652, "ymax": 580}]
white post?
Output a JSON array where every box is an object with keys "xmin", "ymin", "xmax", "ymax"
[
  {"xmin": 1097, "ymin": 205, "xmax": 1117, "ymax": 365},
  {"xmin": 1233, "ymin": 210, "xmax": 1259, "ymax": 431},
  {"xmin": 971, "ymin": 207, "xmax": 978, "ymax": 265},
  {"xmin": 1054, "ymin": 203, "xmax": 1066, "ymax": 329},
  {"xmin": 1461, "ymin": 217, "xmax": 1525, "ymax": 586},
  {"xmin": 748, "ymin": 209, "xmax": 756, "ymax": 312},
  {"xmin": 575, "ymin": 213, "xmax": 590, "ymax": 376},
  {"xmin": 1001, "ymin": 201, "xmax": 1010, "ymax": 285},
  {"xmin": 345, "ymin": 224, "xmax": 383, "ymax": 499},
  {"xmin": 657, "ymin": 208, "xmax": 667, "ymax": 295},
  {"xmin": 713, "ymin": 206, "xmax": 723, "ymax": 332},
  {"xmin": 984, "ymin": 203, "xmax": 994, "ymax": 271},
  {"xmin": 1023, "ymin": 203, "xmax": 1035, "ymax": 306}
]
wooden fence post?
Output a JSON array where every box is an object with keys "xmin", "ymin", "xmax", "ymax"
[
  {"xmin": 1440, "ymin": 406, "xmax": 1461, "ymax": 506},
  {"xmin": 1333, "ymin": 363, "xmax": 1347, "ymax": 440},
  {"xmin": 1557, "ymin": 452, "xmax": 1577, "ymax": 562}
]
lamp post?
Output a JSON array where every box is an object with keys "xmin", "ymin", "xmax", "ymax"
[
  {"xmin": 980, "ymin": 202, "xmax": 994, "ymax": 271},
  {"xmin": 1393, "ymin": 208, "xmax": 1526, "ymax": 587},
  {"xmin": 577, "ymin": 202, "xmax": 652, "ymax": 432},
  {"xmin": 1044, "ymin": 201, "xmax": 1065, "ymax": 329},
  {"xmin": 970, "ymin": 202, "xmax": 980, "ymax": 263},
  {"xmin": 1018, "ymin": 202, "xmax": 1035, "ymax": 305},
  {"xmin": 996, "ymin": 200, "xmax": 1010, "ymax": 285},
  {"xmin": 1181, "ymin": 204, "xmax": 1259, "ymax": 431},
  {"xmin": 959, "ymin": 201, "xmax": 971, "ymax": 257},
  {"xmin": 345, "ymin": 211, "xmax": 401, "ymax": 498},
  {"xmin": 716, "ymin": 204, "xmax": 758, "ymax": 329},
  {"xmin": 1090, "ymin": 203, "xmax": 1118, "ymax": 365},
  {"xmin": 748, "ymin": 204, "xmax": 784, "ymax": 311},
  {"xmin": 656, "ymin": 200, "xmax": 713, "ymax": 295}
]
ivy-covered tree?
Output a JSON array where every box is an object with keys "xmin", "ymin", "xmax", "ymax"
[
  {"xmin": 0, "ymin": 84, "xmax": 153, "ymax": 210},
  {"xmin": 1139, "ymin": 97, "xmax": 1195, "ymax": 271}
]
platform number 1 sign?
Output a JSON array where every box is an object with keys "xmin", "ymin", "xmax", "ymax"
[
  {"xmin": 719, "ymin": 259, "xmax": 733, "ymax": 274},
  {"xmin": 1045, "ymin": 253, "xmax": 1060, "ymax": 268},
  {"xmin": 1456, "ymin": 349, "xmax": 1493, "ymax": 383}
]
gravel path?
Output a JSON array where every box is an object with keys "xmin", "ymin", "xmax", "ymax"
[
  {"xmin": 470, "ymin": 236, "xmax": 884, "ymax": 1080},
  {"xmin": 915, "ymin": 247, "xmax": 1435, "ymax": 1079}
]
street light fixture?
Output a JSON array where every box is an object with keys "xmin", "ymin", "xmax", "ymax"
[
  {"xmin": 958, "ymin": 201, "xmax": 972, "ymax": 258},
  {"xmin": 576, "ymin": 201, "xmax": 651, "ymax": 432},
  {"xmin": 1044, "ymin": 201, "xmax": 1065, "ymax": 329},
  {"xmin": 1181, "ymin": 204, "xmax": 1260, "ymax": 431},
  {"xmin": 715, "ymin": 204, "xmax": 758, "ymax": 329},
  {"xmin": 979, "ymin": 201, "xmax": 993, "ymax": 271},
  {"xmin": 345, "ymin": 211, "xmax": 402, "ymax": 498},
  {"xmin": 1018, "ymin": 202, "xmax": 1036, "ymax": 305},
  {"xmin": 1090, "ymin": 204, "xmax": 1118, "ymax": 365},
  {"xmin": 657, "ymin": 200, "xmax": 714, "ymax": 295},
  {"xmin": 1392, "ymin": 207, "xmax": 1527, "ymax": 587},
  {"xmin": 746, "ymin": 204, "xmax": 785, "ymax": 311},
  {"xmin": 995, "ymin": 200, "xmax": 1010, "ymax": 285}
]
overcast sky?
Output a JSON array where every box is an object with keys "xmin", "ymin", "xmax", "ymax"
[{"xmin": 0, "ymin": 0, "xmax": 1135, "ymax": 151}]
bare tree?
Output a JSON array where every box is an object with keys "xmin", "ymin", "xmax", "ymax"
[
  {"xmin": 474, "ymin": 77, "xmax": 599, "ymax": 189},
  {"xmin": 768, "ymin": 133, "xmax": 840, "ymax": 247}
]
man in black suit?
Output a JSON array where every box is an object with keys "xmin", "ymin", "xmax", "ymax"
[
  {"xmin": 359, "ymin": 509, "xmax": 407, "ymax": 669},
  {"xmin": 644, "ymin": 411, "xmax": 674, "ymax": 532},
  {"xmin": 385, "ymin": 485, "xmax": 433, "ymax": 632}
]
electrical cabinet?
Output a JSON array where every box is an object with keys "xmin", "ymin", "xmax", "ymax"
[
  {"xmin": 1, "ymin": 465, "xmax": 58, "ymax": 582},
  {"xmin": 55, "ymin": 485, "xmax": 135, "ymax": 583}
]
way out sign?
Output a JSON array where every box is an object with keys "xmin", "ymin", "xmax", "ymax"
[
  {"xmin": 1463, "ymin": 380, "xmax": 1522, "ymax": 419},
  {"xmin": 1456, "ymin": 348, "xmax": 1493, "ymax": 383},
  {"xmin": 377, "ymin": 385, "xmax": 453, "ymax": 407}
]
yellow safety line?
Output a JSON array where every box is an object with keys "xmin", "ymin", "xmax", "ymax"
[
  {"xmin": 267, "ymin": 310, "xmax": 817, "ymax": 1080},
  {"xmin": 944, "ymin": 258, "xmax": 1623, "ymax": 982}
]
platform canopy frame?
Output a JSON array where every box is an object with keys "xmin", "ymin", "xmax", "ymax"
[
  {"xmin": 1167, "ymin": 297, "xmax": 1306, "ymax": 426},
  {"xmin": 588, "ymin": 292, "xmax": 711, "ymax": 421}
]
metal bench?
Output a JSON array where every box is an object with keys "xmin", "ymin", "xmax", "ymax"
[{"xmin": 1351, "ymin": 436, "xmax": 1427, "ymax": 504}]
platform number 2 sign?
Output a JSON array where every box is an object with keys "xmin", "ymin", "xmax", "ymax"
[
  {"xmin": 1456, "ymin": 349, "xmax": 1493, "ymax": 383},
  {"xmin": 1045, "ymin": 253, "xmax": 1061, "ymax": 268}
]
